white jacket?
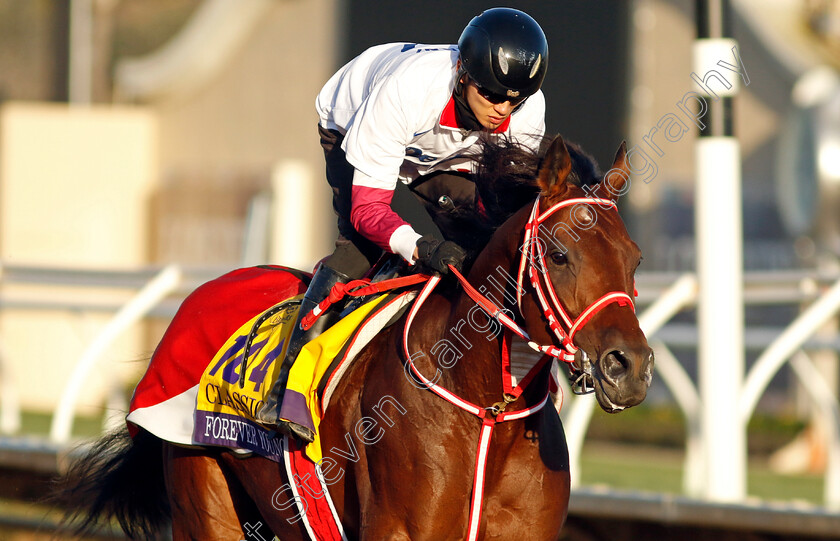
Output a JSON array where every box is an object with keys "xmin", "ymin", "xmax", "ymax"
[{"xmin": 315, "ymin": 42, "xmax": 546, "ymax": 261}]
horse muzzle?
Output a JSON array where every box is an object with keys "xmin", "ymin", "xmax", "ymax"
[{"xmin": 591, "ymin": 344, "xmax": 654, "ymax": 413}]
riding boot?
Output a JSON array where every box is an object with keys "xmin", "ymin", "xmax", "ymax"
[{"xmin": 255, "ymin": 264, "xmax": 350, "ymax": 439}]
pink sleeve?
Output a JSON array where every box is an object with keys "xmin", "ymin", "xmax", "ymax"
[{"xmin": 350, "ymin": 185, "xmax": 411, "ymax": 252}]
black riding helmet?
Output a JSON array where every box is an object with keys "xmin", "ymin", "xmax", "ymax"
[{"xmin": 458, "ymin": 8, "xmax": 548, "ymax": 101}]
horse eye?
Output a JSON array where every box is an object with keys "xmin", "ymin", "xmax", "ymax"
[{"xmin": 550, "ymin": 252, "xmax": 568, "ymax": 266}]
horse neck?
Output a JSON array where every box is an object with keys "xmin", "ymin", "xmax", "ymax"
[{"xmin": 421, "ymin": 206, "xmax": 540, "ymax": 407}]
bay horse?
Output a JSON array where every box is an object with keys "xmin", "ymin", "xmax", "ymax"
[{"xmin": 55, "ymin": 135, "xmax": 653, "ymax": 540}]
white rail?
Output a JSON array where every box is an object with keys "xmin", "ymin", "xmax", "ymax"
[
  {"xmin": 48, "ymin": 265, "xmax": 182, "ymax": 443},
  {"xmin": 739, "ymin": 275, "xmax": 840, "ymax": 425},
  {"xmin": 651, "ymin": 341, "xmax": 704, "ymax": 497},
  {"xmin": 565, "ymin": 274, "xmax": 699, "ymax": 488},
  {"xmin": 566, "ymin": 271, "xmax": 840, "ymax": 508},
  {"xmin": 789, "ymin": 352, "xmax": 840, "ymax": 509}
]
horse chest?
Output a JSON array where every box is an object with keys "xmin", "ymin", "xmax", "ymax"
[{"xmin": 342, "ymin": 406, "xmax": 569, "ymax": 539}]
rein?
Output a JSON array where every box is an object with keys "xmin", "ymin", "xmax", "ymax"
[{"xmin": 300, "ymin": 274, "xmax": 429, "ymax": 331}]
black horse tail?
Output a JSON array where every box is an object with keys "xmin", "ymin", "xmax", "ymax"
[{"xmin": 53, "ymin": 426, "xmax": 170, "ymax": 539}]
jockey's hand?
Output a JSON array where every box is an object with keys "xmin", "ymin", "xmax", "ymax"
[{"xmin": 415, "ymin": 235, "xmax": 466, "ymax": 274}]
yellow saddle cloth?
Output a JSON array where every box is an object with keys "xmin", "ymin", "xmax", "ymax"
[{"xmin": 194, "ymin": 294, "xmax": 389, "ymax": 462}]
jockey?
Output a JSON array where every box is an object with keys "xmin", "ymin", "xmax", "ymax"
[{"xmin": 257, "ymin": 7, "xmax": 549, "ymax": 439}]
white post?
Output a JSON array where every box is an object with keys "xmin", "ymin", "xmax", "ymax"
[
  {"xmin": 241, "ymin": 192, "xmax": 273, "ymax": 266},
  {"xmin": 696, "ymin": 137, "xmax": 745, "ymax": 501},
  {"xmin": 0, "ymin": 262, "xmax": 21, "ymax": 434},
  {"xmin": 271, "ymin": 160, "xmax": 321, "ymax": 271},
  {"xmin": 69, "ymin": 0, "xmax": 94, "ymax": 105},
  {"xmin": 694, "ymin": 0, "xmax": 746, "ymax": 501}
]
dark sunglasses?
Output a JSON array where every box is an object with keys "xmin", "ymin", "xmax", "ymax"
[{"xmin": 473, "ymin": 81, "xmax": 528, "ymax": 107}]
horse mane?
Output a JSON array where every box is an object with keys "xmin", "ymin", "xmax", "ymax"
[
  {"xmin": 415, "ymin": 134, "xmax": 602, "ymax": 271},
  {"xmin": 473, "ymin": 134, "xmax": 602, "ymax": 229}
]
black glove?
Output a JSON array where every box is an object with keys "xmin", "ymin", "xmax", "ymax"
[{"xmin": 415, "ymin": 235, "xmax": 466, "ymax": 274}]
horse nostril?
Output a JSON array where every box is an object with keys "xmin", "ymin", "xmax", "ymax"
[{"xmin": 603, "ymin": 350, "xmax": 630, "ymax": 381}]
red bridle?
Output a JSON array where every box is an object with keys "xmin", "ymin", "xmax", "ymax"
[
  {"xmin": 294, "ymin": 198, "xmax": 641, "ymax": 540},
  {"xmin": 398, "ymin": 195, "xmax": 638, "ymax": 541},
  {"xmin": 516, "ymin": 196, "xmax": 637, "ymax": 363}
]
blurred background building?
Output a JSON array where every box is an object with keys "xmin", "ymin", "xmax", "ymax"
[{"xmin": 0, "ymin": 0, "xmax": 636, "ymax": 415}]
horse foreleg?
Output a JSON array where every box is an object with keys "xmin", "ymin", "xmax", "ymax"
[{"xmin": 163, "ymin": 442, "xmax": 260, "ymax": 541}]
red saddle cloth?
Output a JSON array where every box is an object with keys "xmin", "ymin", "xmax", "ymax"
[
  {"xmin": 127, "ymin": 265, "xmax": 308, "ymax": 437},
  {"xmin": 128, "ymin": 265, "xmax": 347, "ymax": 541}
]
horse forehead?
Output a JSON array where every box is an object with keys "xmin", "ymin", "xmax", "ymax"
[
  {"xmin": 541, "ymin": 210, "xmax": 634, "ymax": 267},
  {"xmin": 542, "ymin": 201, "xmax": 628, "ymax": 241}
]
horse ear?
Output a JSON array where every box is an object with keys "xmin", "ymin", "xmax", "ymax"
[
  {"xmin": 603, "ymin": 141, "xmax": 631, "ymax": 196},
  {"xmin": 538, "ymin": 135, "xmax": 573, "ymax": 195}
]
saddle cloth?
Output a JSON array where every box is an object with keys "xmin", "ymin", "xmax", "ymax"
[
  {"xmin": 127, "ymin": 266, "xmax": 308, "ymax": 443},
  {"xmin": 191, "ymin": 289, "xmax": 415, "ymax": 463},
  {"xmin": 127, "ymin": 265, "xmax": 417, "ymax": 464},
  {"xmin": 126, "ymin": 265, "xmax": 422, "ymax": 541}
]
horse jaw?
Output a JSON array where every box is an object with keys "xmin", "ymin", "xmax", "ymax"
[{"xmin": 593, "ymin": 383, "xmax": 626, "ymax": 413}]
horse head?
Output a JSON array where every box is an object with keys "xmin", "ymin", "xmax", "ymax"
[{"xmin": 494, "ymin": 134, "xmax": 654, "ymax": 413}]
